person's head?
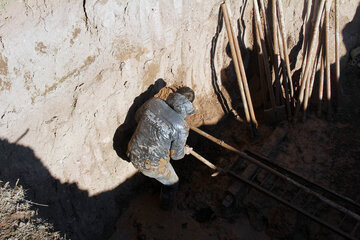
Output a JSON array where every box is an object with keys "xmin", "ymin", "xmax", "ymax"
[
  {"xmin": 165, "ymin": 86, "xmax": 195, "ymax": 118},
  {"xmin": 176, "ymin": 86, "xmax": 195, "ymax": 103}
]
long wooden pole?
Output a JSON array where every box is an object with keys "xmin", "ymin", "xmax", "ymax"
[
  {"xmin": 272, "ymin": 0, "xmax": 282, "ymax": 106},
  {"xmin": 310, "ymin": 46, "xmax": 323, "ymax": 97},
  {"xmin": 254, "ymin": 0, "xmax": 277, "ymax": 115},
  {"xmin": 299, "ymin": 0, "xmax": 313, "ymax": 88},
  {"xmin": 303, "ymin": 47, "xmax": 322, "ymax": 121},
  {"xmin": 221, "ymin": 3, "xmax": 252, "ymax": 127},
  {"xmin": 303, "ymin": 0, "xmax": 319, "ymax": 108},
  {"xmin": 253, "ymin": 3, "xmax": 269, "ymax": 108},
  {"xmin": 310, "ymin": 10, "xmax": 326, "ymax": 99},
  {"xmin": 325, "ymin": 0, "xmax": 332, "ymax": 119},
  {"xmin": 303, "ymin": 61, "xmax": 314, "ymax": 120},
  {"xmin": 256, "ymin": 33, "xmax": 267, "ymax": 107},
  {"xmin": 277, "ymin": 21, "xmax": 292, "ymax": 119},
  {"xmin": 223, "ymin": 3, "xmax": 258, "ymax": 128},
  {"xmin": 304, "ymin": 19, "xmax": 325, "ymax": 118},
  {"xmin": 189, "ymin": 148, "xmax": 222, "ymax": 177},
  {"xmin": 318, "ymin": 47, "xmax": 325, "ymax": 116},
  {"xmin": 277, "ymin": 0, "xmax": 294, "ymax": 100},
  {"xmin": 190, "ymin": 126, "xmax": 241, "ymax": 154},
  {"xmin": 294, "ymin": 0, "xmax": 326, "ymax": 121},
  {"xmin": 259, "ymin": 0, "xmax": 275, "ymax": 65},
  {"xmin": 335, "ymin": 0, "xmax": 340, "ymax": 109},
  {"xmin": 189, "ymin": 149, "xmax": 217, "ymax": 170}
]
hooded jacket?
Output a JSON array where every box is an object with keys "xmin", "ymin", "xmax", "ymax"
[{"xmin": 127, "ymin": 93, "xmax": 194, "ymax": 170}]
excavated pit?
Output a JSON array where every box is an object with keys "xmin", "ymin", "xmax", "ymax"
[
  {"xmin": 110, "ymin": 96, "xmax": 360, "ymax": 240},
  {"xmin": 1, "ymin": 1, "xmax": 360, "ymax": 240}
]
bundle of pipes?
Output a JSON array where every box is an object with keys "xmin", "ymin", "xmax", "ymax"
[
  {"xmin": 221, "ymin": 3, "xmax": 258, "ymax": 134},
  {"xmin": 252, "ymin": 0, "xmax": 340, "ymax": 122}
]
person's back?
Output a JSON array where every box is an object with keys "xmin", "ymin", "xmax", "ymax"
[
  {"xmin": 126, "ymin": 87, "xmax": 195, "ymax": 209},
  {"xmin": 127, "ymin": 97, "xmax": 188, "ymax": 171}
]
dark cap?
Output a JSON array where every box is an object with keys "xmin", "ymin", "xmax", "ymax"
[{"xmin": 176, "ymin": 86, "xmax": 195, "ymax": 103}]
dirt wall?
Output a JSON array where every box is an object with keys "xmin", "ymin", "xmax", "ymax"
[
  {"xmin": 0, "ymin": 0, "xmax": 358, "ymax": 208},
  {"xmin": 0, "ymin": 0, "xmax": 246, "ymax": 195},
  {"xmin": 1, "ymin": 0, "xmax": 359, "ymax": 196}
]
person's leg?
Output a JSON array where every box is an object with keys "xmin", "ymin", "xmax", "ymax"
[
  {"xmin": 137, "ymin": 159, "xmax": 179, "ymax": 210},
  {"xmin": 155, "ymin": 159, "xmax": 179, "ymax": 210},
  {"xmin": 160, "ymin": 181, "xmax": 178, "ymax": 210},
  {"xmin": 154, "ymin": 158, "xmax": 179, "ymax": 185},
  {"xmin": 137, "ymin": 159, "xmax": 178, "ymax": 184}
]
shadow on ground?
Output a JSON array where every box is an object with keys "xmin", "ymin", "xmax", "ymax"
[
  {"xmin": 0, "ymin": 79, "xmax": 166, "ymax": 240},
  {"xmin": 0, "ymin": 137, "xmax": 145, "ymax": 240}
]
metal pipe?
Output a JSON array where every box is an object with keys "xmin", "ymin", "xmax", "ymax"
[
  {"xmin": 188, "ymin": 137, "xmax": 358, "ymax": 239},
  {"xmin": 190, "ymin": 126, "xmax": 360, "ymax": 215},
  {"xmin": 228, "ymin": 170, "xmax": 357, "ymax": 240},
  {"xmin": 245, "ymin": 149, "xmax": 360, "ymax": 213}
]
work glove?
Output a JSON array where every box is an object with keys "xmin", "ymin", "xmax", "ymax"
[{"xmin": 184, "ymin": 145, "xmax": 193, "ymax": 155}]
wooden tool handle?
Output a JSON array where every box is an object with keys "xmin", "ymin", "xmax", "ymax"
[
  {"xmin": 189, "ymin": 149, "xmax": 217, "ymax": 170},
  {"xmin": 221, "ymin": 3, "xmax": 250, "ymax": 124}
]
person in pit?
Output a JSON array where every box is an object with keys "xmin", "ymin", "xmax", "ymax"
[{"xmin": 127, "ymin": 86, "xmax": 195, "ymax": 210}]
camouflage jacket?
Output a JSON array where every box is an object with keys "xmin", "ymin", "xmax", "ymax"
[{"xmin": 127, "ymin": 93, "xmax": 194, "ymax": 169}]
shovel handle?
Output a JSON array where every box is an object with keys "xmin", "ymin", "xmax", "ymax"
[
  {"xmin": 189, "ymin": 149, "xmax": 217, "ymax": 170},
  {"xmin": 189, "ymin": 149, "xmax": 223, "ymax": 177}
]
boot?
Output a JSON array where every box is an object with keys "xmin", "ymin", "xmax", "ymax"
[{"xmin": 160, "ymin": 182, "xmax": 179, "ymax": 210}]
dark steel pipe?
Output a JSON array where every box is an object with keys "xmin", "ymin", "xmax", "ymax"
[
  {"xmin": 228, "ymin": 170, "xmax": 357, "ymax": 240},
  {"xmin": 190, "ymin": 126, "xmax": 360, "ymax": 220}
]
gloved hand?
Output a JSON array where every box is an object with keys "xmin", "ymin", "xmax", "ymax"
[{"xmin": 184, "ymin": 145, "xmax": 193, "ymax": 155}]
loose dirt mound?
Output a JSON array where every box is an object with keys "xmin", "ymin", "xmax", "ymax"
[{"xmin": 0, "ymin": 181, "xmax": 65, "ymax": 240}]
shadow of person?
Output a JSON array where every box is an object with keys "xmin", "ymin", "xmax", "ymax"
[
  {"xmin": 113, "ymin": 78, "xmax": 166, "ymax": 161},
  {"xmin": 0, "ymin": 136, "xmax": 147, "ymax": 240},
  {"xmin": 341, "ymin": 4, "xmax": 360, "ymax": 68},
  {"xmin": 109, "ymin": 114, "xmax": 250, "ymax": 240},
  {"xmin": 0, "ymin": 79, "xmax": 167, "ymax": 240},
  {"xmin": 338, "ymin": 4, "xmax": 360, "ymax": 118}
]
